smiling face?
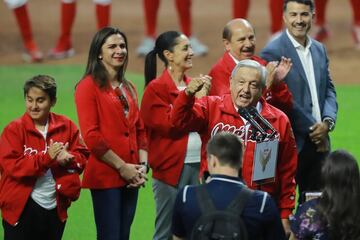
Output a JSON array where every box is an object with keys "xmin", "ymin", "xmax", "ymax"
[
  {"xmin": 283, "ymin": 1, "xmax": 314, "ymax": 45},
  {"xmin": 230, "ymin": 66, "xmax": 263, "ymax": 109},
  {"xmin": 99, "ymin": 33, "xmax": 128, "ymax": 72},
  {"xmin": 26, "ymin": 87, "xmax": 55, "ymax": 126},
  {"xmin": 224, "ymin": 20, "xmax": 256, "ymax": 61},
  {"xmin": 168, "ymin": 34, "xmax": 194, "ymax": 72}
]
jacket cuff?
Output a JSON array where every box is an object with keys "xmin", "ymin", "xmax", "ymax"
[
  {"xmin": 270, "ymin": 81, "xmax": 287, "ymax": 91},
  {"xmin": 92, "ymin": 144, "xmax": 110, "ymax": 160},
  {"xmin": 180, "ymin": 90, "xmax": 195, "ymax": 105}
]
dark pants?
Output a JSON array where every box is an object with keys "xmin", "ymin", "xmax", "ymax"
[
  {"xmin": 2, "ymin": 197, "xmax": 65, "ymax": 240},
  {"xmin": 91, "ymin": 187, "xmax": 138, "ymax": 240},
  {"xmin": 296, "ymin": 140, "xmax": 329, "ymax": 203}
]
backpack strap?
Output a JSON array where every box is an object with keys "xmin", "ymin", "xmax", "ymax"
[
  {"xmin": 195, "ymin": 184, "xmax": 216, "ymax": 214},
  {"xmin": 226, "ymin": 186, "xmax": 254, "ymax": 213}
]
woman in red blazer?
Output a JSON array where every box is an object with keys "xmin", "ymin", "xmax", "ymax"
[
  {"xmin": 75, "ymin": 27, "xmax": 148, "ymax": 240},
  {"xmin": 140, "ymin": 31, "xmax": 211, "ymax": 240}
]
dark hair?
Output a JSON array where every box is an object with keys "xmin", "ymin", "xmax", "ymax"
[
  {"xmin": 24, "ymin": 75, "xmax": 57, "ymax": 102},
  {"xmin": 82, "ymin": 27, "xmax": 134, "ymax": 96},
  {"xmin": 206, "ymin": 132, "xmax": 243, "ymax": 171},
  {"xmin": 318, "ymin": 150, "xmax": 360, "ymax": 240},
  {"xmin": 144, "ymin": 31, "xmax": 182, "ymax": 86},
  {"xmin": 222, "ymin": 24, "xmax": 232, "ymax": 41},
  {"xmin": 283, "ymin": 0, "xmax": 315, "ymax": 12}
]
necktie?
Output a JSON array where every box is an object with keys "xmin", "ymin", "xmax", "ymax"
[{"xmin": 114, "ymin": 86, "xmax": 129, "ymax": 115}]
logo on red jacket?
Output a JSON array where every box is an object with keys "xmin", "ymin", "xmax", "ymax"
[{"xmin": 211, "ymin": 122, "xmax": 260, "ymax": 143}]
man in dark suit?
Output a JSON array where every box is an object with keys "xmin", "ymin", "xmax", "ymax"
[{"xmin": 260, "ymin": 0, "xmax": 338, "ymax": 201}]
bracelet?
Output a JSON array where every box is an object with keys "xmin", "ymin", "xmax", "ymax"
[{"xmin": 140, "ymin": 162, "xmax": 150, "ymax": 174}]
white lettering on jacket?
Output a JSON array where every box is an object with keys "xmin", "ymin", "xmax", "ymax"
[
  {"xmin": 211, "ymin": 122, "xmax": 260, "ymax": 143},
  {"xmin": 23, "ymin": 141, "xmax": 64, "ymax": 156}
]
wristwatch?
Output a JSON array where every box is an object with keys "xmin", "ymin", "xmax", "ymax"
[
  {"xmin": 140, "ymin": 162, "xmax": 150, "ymax": 174},
  {"xmin": 323, "ymin": 118, "xmax": 335, "ymax": 132}
]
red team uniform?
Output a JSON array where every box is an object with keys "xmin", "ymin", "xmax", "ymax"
[
  {"xmin": 0, "ymin": 112, "xmax": 88, "ymax": 225},
  {"xmin": 209, "ymin": 52, "xmax": 293, "ymax": 114},
  {"xmin": 170, "ymin": 91, "xmax": 298, "ymax": 219}
]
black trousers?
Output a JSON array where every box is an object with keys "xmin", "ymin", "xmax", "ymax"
[
  {"xmin": 296, "ymin": 139, "xmax": 329, "ymax": 203},
  {"xmin": 3, "ymin": 197, "xmax": 66, "ymax": 240}
]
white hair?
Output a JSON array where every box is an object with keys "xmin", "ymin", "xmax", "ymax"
[{"xmin": 231, "ymin": 59, "xmax": 267, "ymax": 87}]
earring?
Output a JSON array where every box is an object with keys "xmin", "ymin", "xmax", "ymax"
[
  {"xmin": 98, "ymin": 56, "xmax": 103, "ymax": 60},
  {"xmin": 168, "ymin": 65, "xmax": 174, "ymax": 73}
]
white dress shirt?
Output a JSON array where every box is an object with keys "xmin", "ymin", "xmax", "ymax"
[{"xmin": 286, "ymin": 30, "xmax": 322, "ymax": 123}]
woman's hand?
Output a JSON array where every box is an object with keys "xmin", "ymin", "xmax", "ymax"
[
  {"xmin": 195, "ymin": 74, "xmax": 212, "ymax": 98},
  {"xmin": 185, "ymin": 75, "xmax": 211, "ymax": 97},
  {"xmin": 119, "ymin": 163, "xmax": 148, "ymax": 188}
]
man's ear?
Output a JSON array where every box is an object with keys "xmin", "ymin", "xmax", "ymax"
[
  {"xmin": 223, "ymin": 38, "xmax": 231, "ymax": 52},
  {"xmin": 51, "ymin": 98, "xmax": 57, "ymax": 107},
  {"xmin": 208, "ymin": 154, "xmax": 218, "ymax": 169}
]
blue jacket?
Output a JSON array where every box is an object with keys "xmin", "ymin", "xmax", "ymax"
[{"xmin": 260, "ymin": 31, "xmax": 338, "ymax": 151}]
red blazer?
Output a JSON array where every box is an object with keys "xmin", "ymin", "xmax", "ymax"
[
  {"xmin": 140, "ymin": 70, "xmax": 200, "ymax": 186},
  {"xmin": 75, "ymin": 75, "xmax": 147, "ymax": 189},
  {"xmin": 0, "ymin": 113, "xmax": 88, "ymax": 225},
  {"xmin": 171, "ymin": 92, "xmax": 298, "ymax": 218},
  {"xmin": 209, "ymin": 52, "xmax": 293, "ymax": 114}
]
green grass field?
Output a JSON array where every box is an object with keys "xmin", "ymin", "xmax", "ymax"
[{"xmin": 0, "ymin": 65, "xmax": 359, "ymax": 239}]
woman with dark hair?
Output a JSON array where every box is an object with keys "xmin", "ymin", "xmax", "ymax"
[
  {"xmin": 290, "ymin": 149, "xmax": 360, "ymax": 240},
  {"xmin": 75, "ymin": 27, "xmax": 148, "ymax": 240},
  {"xmin": 140, "ymin": 30, "xmax": 211, "ymax": 239}
]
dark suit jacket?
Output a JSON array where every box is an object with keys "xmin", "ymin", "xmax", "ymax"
[{"xmin": 260, "ymin": 31, "xmax": 338, "ymax": 152}]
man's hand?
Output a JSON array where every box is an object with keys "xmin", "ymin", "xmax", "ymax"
[
  {"xmin": 265, "ymin": 61, "xmax": 278, "ymax": 89},
  {"xmin": 274, "ymin": 57, "xmax": 292, "ymax": 83},
  {"xmin": 265, "ymin": 57, "xmax": 292, "ymax": 90},
  {"xmin": 56, "ymin": 142, "xmax": 75, "ymax": 166},
  {"xmin": 309, "ymin": 122, "xmax": 330, "ymax": 152},
  {"xmin": 48, "ymin": 139, "xmax": 64, "ymax": 159},
  {"xmin": 309, "ymin": 122, "xmax": 328, "ymax": 144}
]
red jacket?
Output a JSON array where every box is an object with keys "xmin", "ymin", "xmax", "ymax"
[
  {"xmin": 140, "ymin": 70, "xmax": 200, "ymax": 186},
  {"xmin": 75, "ymin": 75, "xmax": 147, "ymax": 189},
  {"xmin": 171, "ymin": 92, "xmax": 298, "ymax": 218},
  {"xmin": 209, "ymin": 52, "xmax": 293, "ymax": 114},
  {"xmin": 0, "ymin": 113, "xmax": 88, "ymax": 225}
]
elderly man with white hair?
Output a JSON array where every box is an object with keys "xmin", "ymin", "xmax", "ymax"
[{"xmin": 170, "ymin": 59, "xmax": 298, "ymax": 236}]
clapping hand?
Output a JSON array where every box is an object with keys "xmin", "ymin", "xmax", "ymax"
[
  {"xmin": 275, "ymin": 57, "xmax": 292, "ymax": 83},
  {"xmin": 185, "ymin": 75, "xmax": 211, "ymax": 97},
  {"xmin": 194, "ymin": 74, "xmax": 212, "ymax": 98},
  {"xmin": 265, "ymin": 57, "xmax": 292, "ymax": 90},
  {"xmin": 48, "ymin": 139, "xmax": 64, "ymax": 160},
  {"xmin": 56, "ymin": 142, "xmax": 75, "ymax": 166}
]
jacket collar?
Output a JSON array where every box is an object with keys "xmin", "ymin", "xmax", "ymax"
[
  {"xmin": 22, "ymin": 112, "xmax": 65, "ymax": 136},
  {"xmin": 219, "ymin": 95, "xmax": 277, "ymax": 121},
  {"xmin": 223, "ymin": 52, "xmax": 267, "ymax": 72},
  {"xmin": 157, "ymin": 69, "xmax": 191, "ymax": 97}
]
